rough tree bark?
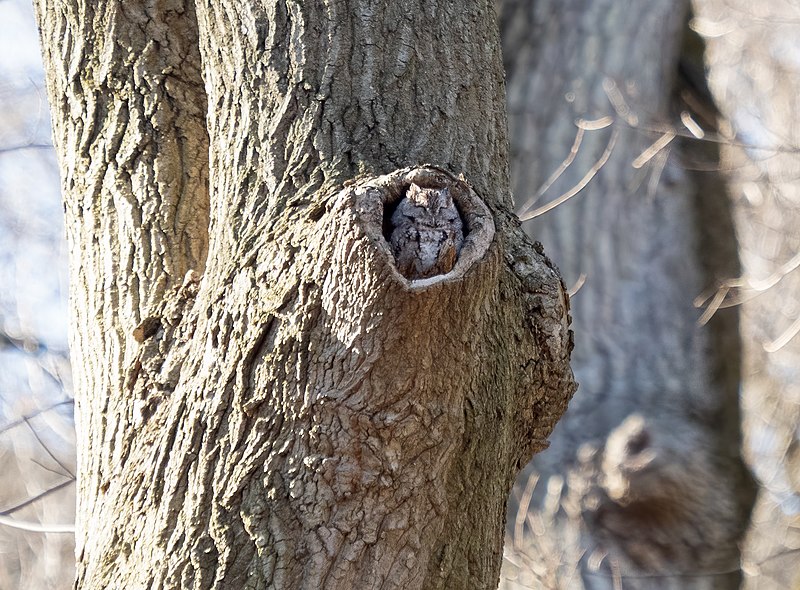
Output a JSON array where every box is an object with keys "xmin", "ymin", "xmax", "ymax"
[
  {"xmin": 499, "ymin": 0, "xmax": 754, "ymax": 588},
  {"xmin": 33, "ymin": 1, "xmax": 574, "ymax": 588}
]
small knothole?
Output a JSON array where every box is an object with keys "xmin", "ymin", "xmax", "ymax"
[
  {"xmin": 381, "ymin": 198, "xmax": 401, "ymax": 243},
  {"xmin": 133, "ymin": 316, "xmax": 162, "ymax": 343},
  {"xmin": 383, "ymin": 182, "xmax": 467, "ymax": 280},
  {"xmin": 352, "ymin": 165, "xmax": 496, "ymax": 285}
]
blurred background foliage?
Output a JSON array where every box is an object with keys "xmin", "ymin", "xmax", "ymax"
[{"xmin": 0, "ymin": 1, "xmax": 74, "ymax": 588}]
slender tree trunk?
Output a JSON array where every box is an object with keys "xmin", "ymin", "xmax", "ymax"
[
  {"xmin": 499, "ymin": 1, "xmax": 754, "ymax": 587},
  {"xmin": 33, "ymin": 1, "xmax": 575, "ymax": 588}
]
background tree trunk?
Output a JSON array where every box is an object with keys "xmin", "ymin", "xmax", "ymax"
[
  {"xmin": 499, "ymin": 0, "xmax": 755, "ymax": 587},
  {"xmin": 695, "ymin": 2, "xmax": 800, "ymax": 587},
  {"xmin": 33, "ymin": 1, "xmax": 574, "ymax": 588}
]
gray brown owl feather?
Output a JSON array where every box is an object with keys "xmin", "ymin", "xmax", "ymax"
[{"xmin": 389, "ymin": 184, "xmax": 464, "ymax": 279}]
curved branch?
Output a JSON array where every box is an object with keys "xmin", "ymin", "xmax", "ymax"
[{"xmin": 0, "ymin": 514, "xmax": 75, "ymax": 534}]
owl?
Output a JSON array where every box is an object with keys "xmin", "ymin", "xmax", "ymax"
[{"xmin": 389, "ymin": 184, "xmax": 464, "ymax": 279}]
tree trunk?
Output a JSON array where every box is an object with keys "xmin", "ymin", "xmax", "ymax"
[
  {"xmin": 33, "ymin": 1, "xmax": 575, "ymax": 588},
  {"xmin": 499, "ymin": 0, "xmax": 755, "ymax": 587}
]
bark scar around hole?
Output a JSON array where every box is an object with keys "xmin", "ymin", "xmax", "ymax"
[{"xmin": 352, "ymin": 165, "xmax": 495, "ymax": 287}]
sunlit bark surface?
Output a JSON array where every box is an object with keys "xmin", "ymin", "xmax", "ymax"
[{"xmin": 33, "ymin": 1, "xmax": 575, "ymax": 588}]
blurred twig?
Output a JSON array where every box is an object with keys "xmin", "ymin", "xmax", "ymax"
[
  {"xmin": 0, "ymin": 142, "xmax": 52, "ymax": 153},
  {"xmin": 0, "ymin": 399, "xmax": 74, "ymax": 436},
  {"xmin": 0, "ymin": 477, "xmax": 76, "ymax": 534},
  {"xmin": 23, "ymin": 417, "xmax": 75, "ymax": 478},
  {"xmin": 0, "ymin": 478, "xmax": 74, "ymax": 516},
  {"xmin": 0, "ymin": 514, "xmax": 74, "ymax": 534},
  {"xmin": 519, "ymin": 122, "xmax": 619, "ymax": 221}
]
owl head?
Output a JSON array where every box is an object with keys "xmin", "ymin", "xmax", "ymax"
[{"xmin": 410, "ymin": 183, "xmax": 455, "ymax": 209}]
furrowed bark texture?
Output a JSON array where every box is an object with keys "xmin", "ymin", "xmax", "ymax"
[
  {"xmin": 31, "ymin": 0, "xmax": 210, "ymax": 575},
  {"xmin": 499, "ymin": 0, "xmax": 754, "ymax": 588},
  {"xmin": 35, "ymin": 1, "xmax": 575, "ymax": 588}
]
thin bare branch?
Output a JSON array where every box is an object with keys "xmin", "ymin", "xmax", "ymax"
[
  {"xmin": 514, "ymin": 473, "xmax": 539, "ymax": 549},
  {"xmin": 516, "ymin": 116, "xmax": 615, "ymax": 220},
  {"xmin": 520, "ymin": 127, "xmax": 619, "ymax": 221},
  {"xmin": 0, "ymin": 399, "xmax": 74, "ymax": 436},
  {"xmin": 516, "ymin": 126, "xmax": 585, "ymax": 215},
  {"xmin": 632, "ymin": 131, "xmax": 676, "ymax": 169},
  {"xmin": 504, "ymin": 106, "xmax": 800, "ymax": 155},
  {"xmin": 0, "ymin": 477, "xmax": 75, "ymax": 516},
  {"xmin": 697, "ymin": 285, "xmax": 730, "ymax": 326},
  {"xmin": 746, "ymin": 250, "xmax": 800, "ymax": 292},
  {"xmin": 645, "ymin": 148, "xmax": 670, "ymax": 200},
  {"xmin": 567, "ymin": 273, "xmax": 587, "ymax": 297},
  {"xmin": 603, "ymin": 78, "xmax": 638, "ymax": 126},
  {"xmin": 29, "ymin": 457, "xmax": 72, "ymax": 478},
  {"xmin": 680, "ymin": 110, "xmax": 705, "ymax": 139},
  {"xmin": 696, "ymin": 248, "xmax": 800, "ymax": 327},
  {"xmin": 0, "ymin": 514, "xmax": 74, "ymax": 534},
  {"xmin": 747, "ymin": 547, "xmax": 800, "ymax": 569},
  {"xmin": 611, "ymin": 559, "xmax": 623, "ymax": 590},
  {"xmin": 0, "ymin": 142, "xmax": 52, "ymax": 153},
  {"xmin": 763, "ymin": 315, "xmax": 800, "ymax": 353},
  {"xmin": 24, "ymin": 417, "xmax": 75, "ymax": 478},
  {"xmin": 577, "ymin": 116, "xmax": 615, "ymax": 131}
]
